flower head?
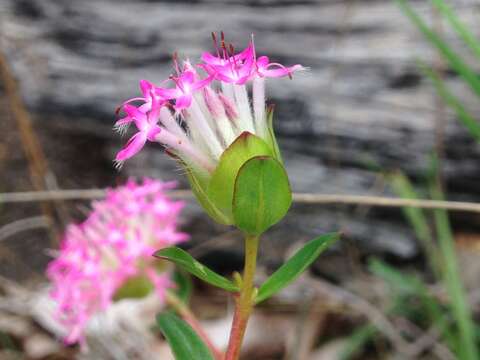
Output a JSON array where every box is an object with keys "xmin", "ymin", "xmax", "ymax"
[
  {"xmin": 46, "ymin": 179, "xmax": 188, "ymax": 344},
  {"xmin": 114, "ymin": 33, "xmax": 302, "ymax": 224}
]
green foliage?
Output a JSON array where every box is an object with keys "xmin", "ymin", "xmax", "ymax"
[
  {"xmin": 431, "ymin": 0, "xmax": 480, "ymax": 60},
  {"xmin": 369, "ymin": 259, "xmax": 456, "ymax": 344},
  {"xmin": 172, "ymin": 270, "xmax": 193, "ymax": 304},
  {"xmin": 156, "ymin": 312, "xmax": 214, "ymax": 360},
  {"xmin": 373, "ymin": 169, "xmax": 479, "ymax": 359},
  {"xmin": 255, "ymin": 233, "xmax": 340, "ymax": 304},
  {"xmin": 396, "ymin": 0, "xmax": 480, "ymax": 142},
  {"xmin": 154, "ymin": 247, "xmax": 239, "ymax": 292},
  {"xmin": 419, "ymin": 61, "xmax": 480, "ymax": 142},
  {"xmin": 233, "ymin": 156, "xmax": 292, "ymax": 235}
]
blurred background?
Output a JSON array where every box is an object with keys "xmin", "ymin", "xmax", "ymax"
[{"xmin": 1, "ymin": 0, "xmax": 480, "ymax": 359}]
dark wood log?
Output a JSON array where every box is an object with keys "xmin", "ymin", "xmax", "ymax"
[{"xmin": 1, "ymin": 0, "xmax": 480, "ymax": 278}]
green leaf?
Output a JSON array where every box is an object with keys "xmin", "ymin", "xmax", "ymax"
[
  {"xmin": 207, "ymin": 132, "xmax": 274, "ymax": 222},
  {"xmin": 157, "ymin": 312, "xmax": 214, "ymax": 360},
  {"xmin": 255, "ymin": 233, "xmax": 340, "ymax": 304},
  {"xmin": 172, "ymin": 270, "xmax": 193, "ymax": 304},
  {"xmin": 113, "ymin": 275, "xmax": 154, "ymax": 301},
  {"xmin": 233, "ymin": 156, "xmax": 291, "ymax": 235},
  {"xmin": 154, "ymin": 247, "xmax": 239, "ymax": 292}
]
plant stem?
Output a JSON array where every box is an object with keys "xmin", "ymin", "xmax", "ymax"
[
  {"xmin": 165, "ymin": 291, "xmax": 224, "ymax": 360},
  {"xmin": 225, "ymin": 234, "xmax": 260, "ymax": 360}
]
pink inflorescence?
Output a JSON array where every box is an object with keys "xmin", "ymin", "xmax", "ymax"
[
  {"xmin": 114, "ymin": 33, "xmax": 304, "ymax": 173},
  {"xmin": 46, "ymin": 179, "xmax": 188, "ymax": 345}
]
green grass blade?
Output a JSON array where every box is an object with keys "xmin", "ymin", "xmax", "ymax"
[
  {"xmin": 431, "ymin": 0, "xmax": 480, "ymax": 61},
  {"xmin": 369, "ymin": 258, "xmax": 457, "ymax": 349},
  {"xmin": 419, "ymin": 61, "xmax": 480, "ymax": 142},
  {"xmin": 396, "ymin": 0, "xmax": 480, "ymax": 98},
  {"xmin": 430, "ymin": 183, "xmax": 479, "ymax": 360},
  {"xmin": 389, "ymin": 172, "xmax": 440, "ymax": 273}
]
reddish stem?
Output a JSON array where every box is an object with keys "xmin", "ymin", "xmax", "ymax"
[{"xmin": 224, "ymin": 234, "xmax": 259, "ymax": 360}]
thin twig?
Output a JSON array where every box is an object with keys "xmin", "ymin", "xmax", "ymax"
[
  {"xmin": 0, "ymin": 48, "xmax": 62, "ymax": 243},
  {"xmin": 0, "ymin": 216, "xmax": 50, "ymax": 242},
  {"xmin": 311, "ymin": 278, "xmax": 411, "ymax": 353},
  {"xmin": 311, "ymin": 278, "xmax": 455, "ymax": 359},
  {"xmin": 2, "ymin": 189, "xmax": 480, "ymax": 213}
]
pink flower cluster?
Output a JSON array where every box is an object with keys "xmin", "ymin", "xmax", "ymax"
[
  {"xmin": 114, "ymin": 33, "xmax": 303, "ymax": 173},
  {"xmin": 46, "ymin": 179, "xmax": 188, "ymax": 344}
]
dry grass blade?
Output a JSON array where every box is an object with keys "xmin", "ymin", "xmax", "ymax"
[{"xmin": 3, "ymin": 190, "xmax": 480, "ymax": 213}]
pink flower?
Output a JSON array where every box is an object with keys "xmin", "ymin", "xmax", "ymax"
[
  {"xmin": 46, "ymin": 179, "xmax": 188, "ymax": 345},
  {"xmin": 156, "ymin": 69, "xmax": 213, "ymax": 111},
  {"xmin": 114, "ymin": 102, "xmax": 162, "ymax": 167},
  {"xmin": 117, "ymin": 80, "xmax": 159, "ymax": 116},
  {"xmin": 200, "ymin": 42, "xmax": 255, "ymax": 85},
  {"xmin": 113, "ymin": 33, "xmax": 304, "ymax": 173}
]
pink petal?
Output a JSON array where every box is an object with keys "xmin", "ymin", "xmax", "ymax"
[
  {"xmin": 155, "ymin": 87, "xmax": 179, "ymax": 100},
  {"xmin": 123, "ymin": 104, "xmax": 144, "ymax": 120},
  {"xmin": 174, "ymin": 94, "xmax": 192, "ymax": 110},
  {"xmin": 191, "ymin": 73, "xmax": 214, "ymax": 91},
  {"xmin": 201, "ymin": 51, "xmax": 225, "ymax": 66},
  {"xmin": 139, "ymin": 80, "xmax": 153, "ymax": 97},
  {"xmin": 115, "ymin": 132, "xmax": 148, "ymax": 162},
  {"xmin": 236, "ymin": 43, "xmax": 254, "ymax": 61},
  {"xmin": 146, "ymin": 125, "xmax": 161, "ymax": 141},
  {"xmin": 260, "ymin": 63, "xmax": 304, "ymax": 78},
  {"xmin": 256, "ymin": 56, "xmax": 270, "ymax": 69},
  {"xmin": 181, "ymin": 71, "xmax": 195, "ymax": 84}
]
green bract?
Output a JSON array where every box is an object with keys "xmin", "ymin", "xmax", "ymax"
[
  {"xmin": 185, "ymin": 131, "xmax": 291, "ymax": 233},
  {"xmin": 233, "ymin": 156, "xmax": 292, "ymax": 235}
]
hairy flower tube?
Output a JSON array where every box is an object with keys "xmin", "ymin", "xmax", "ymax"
[
  {"xmin": 46, "ymin": 179, "xmax": 188, "ymax": 344},
  {"xmin": 114, "ymin": 33, "xmax": 303, "ymax": 227}
]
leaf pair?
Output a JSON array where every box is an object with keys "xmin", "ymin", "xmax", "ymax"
[
  {"xmin": 156, "ymin": 232, "xmax": 340, "ymax": 360},
  {"xmin": 155, "ymin": 232, "xmax": 340, "ymax": 301}
]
